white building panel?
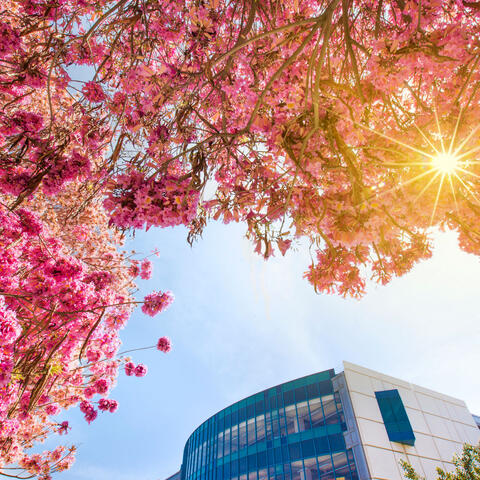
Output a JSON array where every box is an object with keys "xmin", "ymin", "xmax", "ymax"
[
  {"xmin": 413, "ymin": 432, "xmax": 441, "ymax": 459},
  {"xmin": 424, "ymin": 413, "xmax": 452, "ymax": 440},
  {"xmin": 416, "ymin": 392, "xmax": 441, "ymax": 416},
  {"xmin": 342, "ymin": 361, "xmax": 480, "ymax": 480},
  {"xmin": 349, "ymin": 391, "xmax": 383, "ymax": 423},
  {"xmin": 404, "ymin": 407, "xmax": 429, "ymax": 434},
  {"xmin": 364, "ymin": 445, "xmax": 402, "ymax": 480},
  {"xmin": 420, "ymin": 457, "xmax": 447, "ymax": 479},
  {"xmin": 396, "ymin": 386, "xmax": 421, "ymax": 410},
  {"xmin": 357, "ymin": 417, "xmax": 391, "ymax": 448},
  {"xmin": 434, "ymin": 437, "xmax": 461, "ymax": 463}
]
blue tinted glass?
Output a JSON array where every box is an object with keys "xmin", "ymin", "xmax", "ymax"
[
  {"xmin": 240, "ymin": 457, "xmax": 247, "ymax": 474},
  {"xmin": 375, "ymin": 390, "xmax": 415, "ymax": 446},
  {"xmin": 283, "ymin": 391, "xmax": 294, "ymax": 405},
  {"xmin": 301, "ymin": 439, "xmax": 315, "ymax": 458},
  {"xmin": 180, "ymin": 370, "xmax": 360, "ymax": 480},
  {"xmin": 306, "ymin": 383, "xmax": 319, "ymax": 399},
  {"xmin": 318, "ymin": 380, "xmax": 333, "ymax": 396},
  {"xmin": 257, "ymin": 451, "xmax": 267, "ymax": 468},
  {"xmin": 288, "ymin": 443, "xmax": 301, "ymax": 461},
  {"xmin": 294, "ymin": 387, "xmax": 306, "ymax": 403},
  {"xmin": 328, "ymin": 433, "xmax": 345, "ymax": 452}
]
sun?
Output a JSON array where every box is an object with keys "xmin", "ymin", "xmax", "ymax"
[{"xmin": 431, "ymin": 152, "xmax": 460, "ymax": 174}]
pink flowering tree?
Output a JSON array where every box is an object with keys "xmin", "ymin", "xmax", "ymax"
[
  {"xmin": 2, "ymin": 0, "xmax": 480, "ymax": 476},
  {"xmin": 0, "ymin": 186, "xmax": 174, "ymax": 477}
]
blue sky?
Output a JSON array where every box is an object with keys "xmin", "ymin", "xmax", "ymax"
[{"xmin": 42, "ymin": 221, "xmax": 480, "ymax": 480}]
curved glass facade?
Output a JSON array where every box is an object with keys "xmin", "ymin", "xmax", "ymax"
[{"xmin": 181, "ymin": 369, "xmax": 359, "ymax": 480}]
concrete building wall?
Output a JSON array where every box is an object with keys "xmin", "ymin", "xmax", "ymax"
[{"xmin": 342, "ymin": 361, "xmax": 480, "ymax": 480}]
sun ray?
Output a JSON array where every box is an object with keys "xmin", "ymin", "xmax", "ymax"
[
  {"xmin": 330, "ymin": 102, "xmax": 480, "ymax": 225},
  {"xmin": 456, "ymin": 167, "xmax": 480, "ymax": 180},
  {"xmin": 454, "ymin": 173, "xmax": 480, "ymax": 206},
  {"xmin": 412, "ymin": 122, "xmax": 441, "ymax": 155},
  {"xmin": 379, "ymin": 162, "xmax": 433, "ymax": 168},
  {"xmin": 453, "ymin": 124, "xmax": 480, "ymax": 156},
  {"xmin": 454, "ymin": 144, "xmax": 480, "ymax": 161},
  {"xmin": 414, "ymin": 170, "xmax": 441, "ymax": 203},
  {"xmin": 433, "ymin": 106, "xmax": 446, "ymax": 154},
  {"xmin": 447, "ymin": 173, "xmax": 459, "ymax": 214},
  {"xmin": 429, "ymin": 173, "xmax": 445, "ymax": 227},
  {"xmin": 365, "ymin": 169, "xmax": 437, "ymax": 205},
  {"xmin": 337, "ymin": 113, "xmax": 436, "ymax": 159}
]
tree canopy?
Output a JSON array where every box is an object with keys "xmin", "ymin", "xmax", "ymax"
[
  {"xmin": 1, "ymin": 0, "xmax": 480, "ymax": 477},
  {"xmin": 402, "ymin": 443, "xmax": 480, "ymax": 480}
]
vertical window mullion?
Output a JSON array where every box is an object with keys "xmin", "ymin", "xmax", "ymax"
[{"xmin": 320, "ymin": 395, "xmax": 335, "ymax": 479}]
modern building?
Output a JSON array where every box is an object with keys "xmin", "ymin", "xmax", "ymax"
[
  {"xmin": 473, "ymin": 414, "xmax": 480, "ymax": 430},
  {"xmin": 167, "ymin": 362, "xmax": 480, "ymax": 480}
]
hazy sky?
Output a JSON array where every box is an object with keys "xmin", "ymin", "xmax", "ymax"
[{"xmin": 41, "ymin": 221, "xmax": 480, "ymax": 480}]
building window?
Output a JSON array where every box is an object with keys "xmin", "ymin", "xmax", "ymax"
[{"xmin": 374, "ymin": 389, "xmax": 415, "ymax": 446}]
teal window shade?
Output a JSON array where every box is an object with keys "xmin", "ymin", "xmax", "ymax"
[{"xmin": 375, "ymin": 389, "xmax": 415, "ymax": 446}]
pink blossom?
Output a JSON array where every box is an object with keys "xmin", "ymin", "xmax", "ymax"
[
  {"xmin": 86, "ymin": 349, "xmax": 101, "ymax": 363},
  {"xmin": 149, "ymin": 124, "xmax": 170, "ymax": 144},
  {"xmin": 98, "ymin": 398, "xmax": 110, "ymax": 411},
  {"xmin": 156, "ymin": 336, "xmax": 171, "ymax": 353},
  {"xmin": 84, "ymin": 407, "xmax": 97, "ymax": 424},
  {"xmin": 42, "ymin": 151, "xmax": 91, "ymax": 195},
  {"xmin": 10, "ymin": 111, "xmax": 44, "ymax": 134},
  {"xmin": 82, "ymin": 81, "xmax": 106, "ymax": 103},
  {"xmin": 140, "ymin": 259, "xmax": 152, "ymax": 280},
  {"xmin": 73, "ymin": 225, "xmax": 89, "ymax": 241},
  {"xmin": 141, "ymin": 290, "xmax": 174, "ymax": 317},
  {"xmin": 0, "ymin": 307, "xmax": 21, "ymax": 346},
  {"xmin": 1, "ymin": 419, "xmax": 19, "ymax": 437},
  {"xmin": 98, "ymin": 398, "xmax": 118, "ymax": 412},
  {"xmin": 104, "ymin": 172, "xmax": 200, "ymax": 230},
  {"xmin": 80, "ymin": 400, "xmax": 98, "ymax": 423},
  {"xmin": 17, "ymin": 208, "xmax": 42, "ymax": 236},
  {"xmin": 94, "ymin": 379, "xmax": 109, "ymax": 394},
  {"xmin": 134, "ymin": 364, "xmax": 147, "ymax": 377},
  {"xmin": 57, "ymin": 421, "xmax": 70, "ymax": 435},
  {"xmin": 0, "ymin": 22, "xmax": 21, "ymax": 57},
  {"xmin": 79, "ymin": 401, "xmax": 93, "ymax": 414},
  {"xmin": 107, "ymin": 399, "xmax": 118, "ymax": 412},
  {"xmin": 45, "ymin": 404, "xmax": 60, "ymax": 416},
  {"xmin": 0, "ymin": 359, "xmax": 14, "ymax": 388},
  {"xmin": 44, "ymin": 257, "xmax": 83, "ymax": 282},
  {"xmin": 129, "ymin": 260, "xmax": 140, "ymax": 277},
  {"xmin": 84, "ymin": 386, "xmax": 96, "ymax": 399},
  {"xmin": 84, "ymin": 271, "xmax": 113, "ymax": 291},
  {"xmin": 124, "ymin": 361, "xmax": 135, "ymax": 376}
]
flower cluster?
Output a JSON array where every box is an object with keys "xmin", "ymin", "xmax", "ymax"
[
  {"xmin": 0, "ymin": 197, "xmax": 172, "ymax": 472},
  {"xmin": 104, "ymin": 172, "xmax": 200, "ymax": 230},
  {"xmin": 98, "ymin": 398, "xmax": 118, "ymax": 413},
  {"xmin": 2, "ymin": 0, "xmax": 480, "ymax": 476},
  {"xmin": 142, "ymin": 291, "xmax": 174, "ymax": 317},
  {"xmin": 140, "ymin": 259, "xmax": 153, "ymax": 280},
  {"xmin": 124, "ymin": 362, "xmax": 148, "ymax": 377},
  {"xmin": 157, "ymin": 336, "xmax": 171, "ymax": 353},
  {"xmin": 79, "ymin": 401, "xmax": 98, "ymax": 424},
  {"xmin": 82, "ymin": 81, "xmax": 106, "ymax": 103},
  {"xmin": 0, "ymin": 21, "xmax": 20, "ymax": 57},
  {"xmin": 0, "ymin": 305, "xmax": 21, "ymax": 346}
]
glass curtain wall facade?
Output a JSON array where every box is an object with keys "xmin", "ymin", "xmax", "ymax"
[{"xmin": 180, "ymin": 370, "xmax": 359, "ymax": 480}]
